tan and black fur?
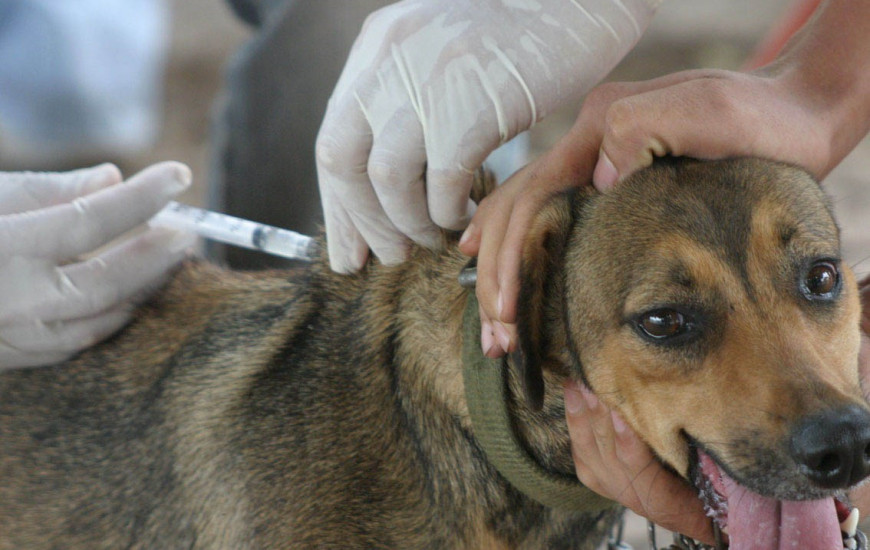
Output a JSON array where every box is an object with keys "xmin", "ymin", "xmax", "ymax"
[{"xmin": 1, "ymin": 158, "xmax": 866, "ymax": 549}]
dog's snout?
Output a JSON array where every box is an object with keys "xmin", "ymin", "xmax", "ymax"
[{"xmin": 789, "ymin": 405, "xmax": 870, "ymax": 489}]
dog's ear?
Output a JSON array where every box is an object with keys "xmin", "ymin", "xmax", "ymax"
[{"xmin": 514, "ymin": 191, "xmax": 577, "ymax": 411}]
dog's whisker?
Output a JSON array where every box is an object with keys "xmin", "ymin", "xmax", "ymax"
[
  {"xmin": 829, "ymin": 191, "xmax": 866, "ymax": 206},
  {"xmin": 850, "ymin": 254, "xmax": 870, "ymax": 272}
]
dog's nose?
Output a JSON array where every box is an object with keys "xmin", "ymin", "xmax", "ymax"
[{"xmin": 789, "ymin": 405, "xmax": 870, "ymax": 489}]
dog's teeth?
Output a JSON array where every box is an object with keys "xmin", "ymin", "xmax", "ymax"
[
  {"xmin": 843, "ymin": 508, "xmax": 860, "ymax": 538},
  {"xmin": 846, "ymin": 537, "xmax": 858, "ymax": 550}
]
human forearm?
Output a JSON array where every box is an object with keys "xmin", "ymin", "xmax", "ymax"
[{"xmin": 766, "ymin": 0, "xmax": 870, "ymax": 176}]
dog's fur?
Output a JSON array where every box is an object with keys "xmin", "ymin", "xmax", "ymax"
[{"xmin": 0, "ymin": 158, "xmax": 865, "ymax": 549}]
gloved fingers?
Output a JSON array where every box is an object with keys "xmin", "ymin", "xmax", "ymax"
[
  {"xmin": 1, "ymin": 162, "xmax": 191, "ymax": 261},
  {"xmin": 318, "ymin": 148, "xmax": 411, "ymax": 269},
  {"xmin": 0, "ymin": 163, "xmax": 122, "ymax": 215},
  {"xmin": 0, "ymin": 304, "xmax": 132, "ymax": 369},
  {"xmin": 344, "ymin": 199, "xmax": 411, "ymax": 267},
  {"xmin": 322, "ymin": 190, "xmax": 372, "ymax": 274},
  {"xmin": 368, "ymin": 108, "xmax": 441, "ymax": 249},
  {"xmin": 425, "ymin": 152, "xmax": 479, "ymax": 232},
  {"xmin": 317, "ymin": 98, "xmax": 384, "ymax": 272},
  {"xmin": 25, "ymin": 227, "xmax": 196, "ymax": 325}
]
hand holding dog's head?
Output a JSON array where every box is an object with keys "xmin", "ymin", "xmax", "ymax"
[
  {"xmin": 514, "ymin": 157, "xmax": 867, "ymax": 547},
  {"xmin": 517, "ymin": 158, "xmax": 866, "ymax": 493}
]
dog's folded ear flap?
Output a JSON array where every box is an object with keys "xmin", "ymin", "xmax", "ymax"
[{"xmin": 514, "ymin": 192, "xmax": 576, "ymax": 411}]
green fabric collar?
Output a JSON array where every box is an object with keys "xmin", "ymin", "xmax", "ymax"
[{"xmin": 461, "ymin": 292, "xmax": 615, "ymax": 513}]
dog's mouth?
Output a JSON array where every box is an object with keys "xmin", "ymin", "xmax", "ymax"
[{"xmin": 693, "ymin": 448, "xmax": 866, "ymax": 549}]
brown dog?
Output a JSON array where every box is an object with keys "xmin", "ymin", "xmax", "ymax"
[{"xmin": 1, "ymin": 158, "xmax": 867, "ymax": 549}]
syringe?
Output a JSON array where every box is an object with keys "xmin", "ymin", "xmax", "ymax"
[{"xmin": 149, "ymin": 201, "xmax": 317, "ymax": 261}]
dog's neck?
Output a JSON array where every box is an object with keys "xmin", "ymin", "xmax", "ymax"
[{"xmin": 385, "ymin": 243, "xmax": 580, "ymax": 482}]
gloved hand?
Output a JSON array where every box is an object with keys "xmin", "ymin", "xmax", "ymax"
[
  {"xmin": 0, "ymin": 162, "xmax": 197, "ymax": 369},
  {"xmin": 316, "ymin": 0, "xmax": 660, "ymax": 273}
]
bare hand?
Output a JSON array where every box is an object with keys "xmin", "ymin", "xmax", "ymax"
[
  {"xmin": 461, "ymin": 0, "xmax": 870, "ymax": 357},
  {"xmin": 563, "ymin": 381, "xmax": 715, "ymax": 544},
  {"xmin": 461, "ymin": 66, "xmax": 866, "ymax": 356}
]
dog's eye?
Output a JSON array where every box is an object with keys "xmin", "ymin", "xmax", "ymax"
[
  {"xmin": 802, "ymin": 260, "xmax": 840, "ymax": 300},
  {"xmin": 637, "ymin": 309, "xmax": 687, "ymax": 340}
]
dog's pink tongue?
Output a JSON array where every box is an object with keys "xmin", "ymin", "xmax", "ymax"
[
  {"xmin": 701, "ymin": 453, "xmax": 841, "ymax": 549},
  {"xmin": 724, "ymin": 481, "xmax": 840, "ymax": 549}
]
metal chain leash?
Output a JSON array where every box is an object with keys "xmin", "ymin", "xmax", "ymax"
[{"xmin": 607, "ymin": 515, "xmax": 725, "ymax": 550}]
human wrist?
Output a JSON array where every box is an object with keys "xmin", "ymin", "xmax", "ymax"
[
  {"xmin": 764, "ymin": 61, "xmax": 870, "ymax": 179},
  {"xmin": 758, "ymin": 2, "xmax": 870, "ymax": 177}
]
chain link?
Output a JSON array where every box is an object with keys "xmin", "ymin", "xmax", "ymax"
[{"xmin": 607, "ymin": 516, "xmax": 726, "ymax": 550}]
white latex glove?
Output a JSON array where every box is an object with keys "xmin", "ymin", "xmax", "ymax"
[
  {"xmin": 316, "ymin": 0, "xmax": 661, "ymax": 272},
  {"xmin": 0, "ymin": 162, "xmax": 197, "ymax": 369}
]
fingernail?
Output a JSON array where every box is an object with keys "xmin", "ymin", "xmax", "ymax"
[
  {"xmin": 150, "ymin": 162, "xmax": 192, "ymax": 193},
  {"xmin": 611, "ymin": 410, "xmax": 628, "ymax": 435},
  {"xmin": 494, "ymin": 322, "xmax": 511, "ymax": 352},
  {"xmin": 592, "ymin": 151, "xmax": 618, "ymax": 192},
  {"xmin": 91, "ymin": 163, "xmax": 122, "ymax": 184},
  {"xmin": 579, "ymin": 384, "xmax": 599, "ymax": 409},
  {"xmin": 481, "ymin": 321, "xmax": 494, "ymax": 354},
  {"xmin": 79, "ymin": 163, "xmax": 122, "ymax": 192},
  {"xmin": 166, "ymin": 229, "xmax": 199, "ymax": 255},
  {"xmin": 459, "ymin": 223, "xmax": 475, "ymax": 249},
  {"xmin": 459, "ymin": 226, "xmax": 471, "ymax": 247},
  {"xmin": 564, "ymin": 384, "xmax": 585, "ymax": 415},
  {"xmin": 171, "ymin": 163, "xmax": 193, "ymax": 191}
]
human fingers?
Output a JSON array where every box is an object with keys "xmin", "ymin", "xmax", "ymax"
[
  {"xmin": 459, "ymin": 77, "xmax": 683, "ymax": 335},
  {"xmin": 317, "ymin": 97, "xmax": 411, "ymax": 271},
  {"xmin": 0, "ymin": 162, "xmax": 191, "ymax": 261},
  {"xmin": 465, "ymin": 175, "xmax": 518, "ymax": 357},
  {"xmin": 0, "ymin": 304, "xmax": 132, "ymax": 370},
  {"xmin": 590, "ymin": 71, "xmax": 827, "ymax": 191},
  {"xmin": 564, "ymin": 382, "xmax": 715, "ymax": 543},
  {"xmin": 367, "ymin": 108, "xmax": 441, "ymax": 249},
  {"xmin": 318, "ymin": 0, "xmax": 660, "ymax": 272},
  {"xmin": 319, "ymin": 182, "xmax": 372, "ymax": 274},
  {"xmin": 45, "ymin": 228, "xmax": 194, "ymax": 323},
  {"xmin": 461, "ymin": 151, "xmax": 585, "ymax": 355},
  {"xmin": 0, "ymin": 163, "xmax": 122, "ymax": 215},
  {"xmin": 0, "ymin": 227, "xmax": 196, "ymax": 325}
]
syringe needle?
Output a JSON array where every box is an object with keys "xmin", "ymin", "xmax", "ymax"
[{"xmin": 149, "ymin": 201, "xmax": 316, "ymax": 262}]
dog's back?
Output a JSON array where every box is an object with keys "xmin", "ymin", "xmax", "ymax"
[
  {"xmin": 0, "ymin": 265, "xmax": 313, "ymax": 547},
  {"xmin": 1, "ymin": 250, "xmax": 614, "ymax": 549},
  {"xmin": 7, "ymin": 157, "xmax": 858, "ymax": 550}
]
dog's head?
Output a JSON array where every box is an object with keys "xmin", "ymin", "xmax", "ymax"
[{"xmin": 516, "ymin": 157, "xmax": 867, "ymax": 547}]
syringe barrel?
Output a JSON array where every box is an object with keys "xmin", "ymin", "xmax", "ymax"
[
  {"xmin": 252, "ymin": 226, "xmax": 318, "ymax": 261},
  {"xmin": 149, "ymin": 202, "xmax": 315, "ymax": 261}
]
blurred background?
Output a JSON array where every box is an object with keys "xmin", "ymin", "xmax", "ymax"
[
  {"xmin": 0, "ymin": 0, "xmax": 866, "ymax": 270},
  {"xmin": 0, "ymin": 1, "xmax": 867, "ymax": 546}
]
